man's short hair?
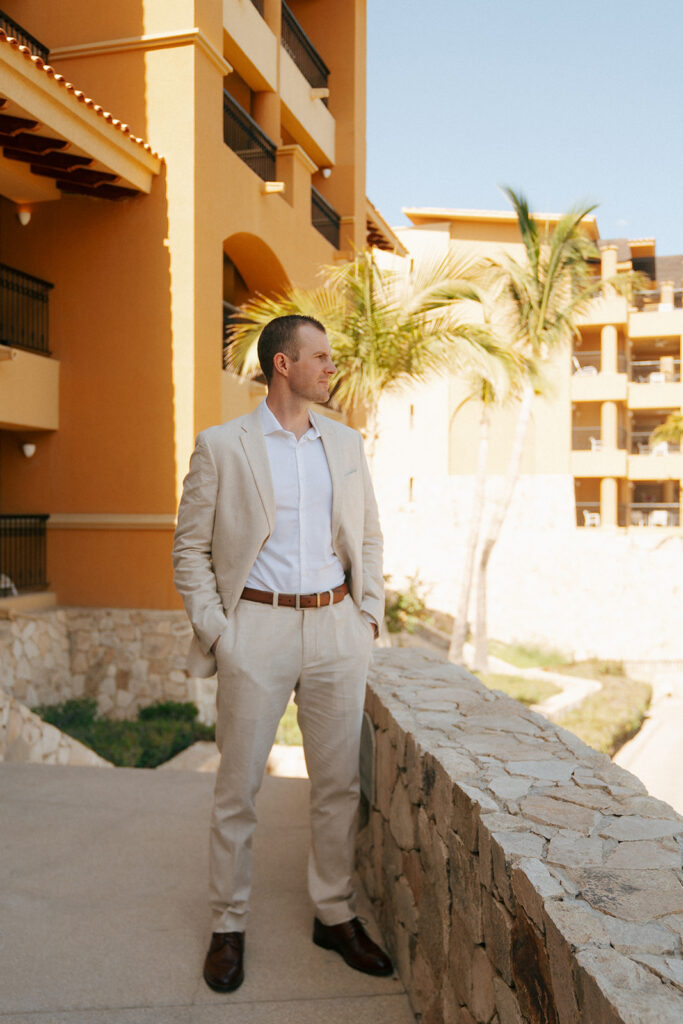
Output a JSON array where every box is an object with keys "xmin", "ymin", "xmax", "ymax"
[{"xmin": 257, "ymin": 314, "xmax": 325, "ymax": 383}]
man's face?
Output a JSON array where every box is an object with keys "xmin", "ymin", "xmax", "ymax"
[{"xmin": 284, "ymin": 324, "xmax": 336, "ymax": 404}]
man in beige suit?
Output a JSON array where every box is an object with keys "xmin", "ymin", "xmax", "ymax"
[{"xmin": 173, "ymin": 315, "xmax": 391, "ymax": 992}]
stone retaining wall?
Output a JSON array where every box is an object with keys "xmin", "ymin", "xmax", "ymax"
[
  {"xmin": 357, "ymin": 648, "xmax": 683, "ymax": 1024},
  {"xmin": 0, "ymin": 609, "xmax": 216, "ymax": 723},
  {"xmin": 0, "ymin": 688, "xmax": 111, "ymax": 767}
]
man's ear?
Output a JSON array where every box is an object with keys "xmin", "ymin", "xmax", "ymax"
[{"xmin": 272, "ymin": 351, "xmax": 288, "ymax": 377}]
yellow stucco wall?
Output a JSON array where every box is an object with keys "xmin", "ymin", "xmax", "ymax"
[{"xmin": 0, "ymin": 0, "xmax": 367, "ymax": 607}]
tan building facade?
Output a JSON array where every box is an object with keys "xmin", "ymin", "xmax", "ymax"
[
  {"xmin": 0, "ymin": 0, "xmax": 384, "ymax": 613},
  {"xmin": 372, "ymin": 208, "xmax": 683, "ymax": 660}
]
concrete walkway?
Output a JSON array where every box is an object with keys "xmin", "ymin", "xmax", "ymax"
[
  {"xmin": 0, "ymin": 763, "xmax": 414, "ymax": 1024},
  {"xmin": 614, "ymin": 671, "xmax": 683, "ymax": 815}
]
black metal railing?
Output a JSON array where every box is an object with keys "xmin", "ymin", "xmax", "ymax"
[
  {"xmin": 0, "ymin": 514, "xmax": 49, "ymax": 594},
  {"xmin": 311, "ymin": 186, "xmax": 340, "ymax": 247},
  {"xmin": 249, "ymin": 0, "xmax": 265, "ymax": 14},
  {"xmin": 223, "ymin": 91, "xmax": 276, "ymax": 181},
  {"xmin": 0, "ymin": 263, "xmax": 53, "ymax": 355},
  {"xmin": 281, "ymin": 2, "xmax": 329, "ymax": 97},
  {"xmin": 0, "ymin": 8, "xmax": 49, "ymax": 61}
]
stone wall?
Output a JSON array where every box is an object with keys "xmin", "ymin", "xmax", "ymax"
[
  {"xmin": 0, "ymin": 688, "xmax": 111, "ymax": 767},
  {"xmin": 357, "ymin": 648, "xmax": 683, "ymax": 1024},
  {"xmin": 0, "ymin": 608, "xmax": 216, "ymax": 724}
]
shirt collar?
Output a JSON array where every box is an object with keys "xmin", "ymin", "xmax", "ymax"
[{"xmin": 260, "ymin": 399, "xmax": 320, "ymax": 440}]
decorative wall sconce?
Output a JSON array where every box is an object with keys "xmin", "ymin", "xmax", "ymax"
[
  {"xmin": 321, "ymin": 167, "xmax": 332, "ymax": 179},
  {"xmin": 21, "ymin": 443, "xmax": 36, "ymax": 458},
  {"xmin": 16, "ymin": 206, "xmax": 32, "ymax": 227}
]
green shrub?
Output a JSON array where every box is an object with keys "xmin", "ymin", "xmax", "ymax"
[
  {"xmin": 385, "ymin": 575, "xmax": 432, "ymax": 634},
  {"xmin": 32, "ymin": 698, "xmax": 215, "ymax": 768}
]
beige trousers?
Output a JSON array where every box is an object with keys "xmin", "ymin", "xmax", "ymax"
[{"xmin": 209, "ymin": 594, "xmax": 374, "ymax": 933}]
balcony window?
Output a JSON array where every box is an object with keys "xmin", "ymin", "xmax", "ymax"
[
  {"xmin": 223, "ymin": 91, "xmax": 276, "ymax": 181},
  {"xmin": 311, "ymin": 187, "xmax": 340, "ymax": 248},
  {"xmin": 281, "ymin": 2, "xmax": 330, "ymax": 100},
  {"xmin": 0, "ymin": 514, "xmax": 49, "ymax": 594},
  {"xmin": 0, "ymin": 8, "xmax": 49, "ymax": 61},
  {"xmin": 0, "ymin": 263, "xmax": 53, "ymax": 356}
]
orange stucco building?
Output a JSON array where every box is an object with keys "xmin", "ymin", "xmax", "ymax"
[{"xmin": 0, "ymin": 0, "xmax": 392, "ymax": 612}]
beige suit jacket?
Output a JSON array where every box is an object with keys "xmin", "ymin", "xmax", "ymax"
[{"xmin": 173, "ymin": 405, "xmax": 384, "ymax": 678}]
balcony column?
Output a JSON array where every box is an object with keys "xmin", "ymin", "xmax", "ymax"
[
  {"xmin": 601, "ymin": 244, "xmax": 618, "ymax": 282},
  {"xmin": 276, "ymin": 144, "xmax": 316, "ymax": 211},
  {"xmin": 601, "ymin": 400, "xmax": 617, "ymax": 449},
  {"xmin": 262, "ymin": 0, "xmax": 282, "ymax": 35},
  {"xmin": 252, "ymin": 91, "xmax": 280, "ymax": 145},
  {"xmin": 660, "ymin": 280, "xmax": 674, "ymax": 311},
  {"xmin": 601, "ymin": 324, "xmax": 618, "ymax": 374},
  {"xmin": 663, "ymin": 480, "xmax": 676, "ymax": 504},
  {"xmin": 600, "ymin": 477, "xmax": 618, "ymax": 528}
]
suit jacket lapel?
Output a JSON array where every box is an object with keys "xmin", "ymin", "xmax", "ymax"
[
  {"xmin": 239, "ymin": 405, "xmax": 276, "ymax": 533},
  {"xmin": 315, "ymin": 412, "xmax": 343, "ymax": 542}
]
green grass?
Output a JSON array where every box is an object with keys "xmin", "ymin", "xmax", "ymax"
[
  {"xmin": 475, "ymin": 673, "xmax": 561, "ymax": 707},
  {"xmin": 556, "ymin": 673, "xmax": 652, "ymax": 756},
  {"xmin": 488, "ymin": 639, "xmax": 572, "ymax": 669},
  {"xmin": 32, "ymin": 698, "xmax": 215, "ymax": 768},
  {"xmin": 275, "ymin": 702, "xmax": 303, "ymax": 746}
]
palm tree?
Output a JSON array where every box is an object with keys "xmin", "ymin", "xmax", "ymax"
[
  {"xmin": 447, "ymin": 346, "xmax": 523, "ymax": 665},
  {"xmin": 650, "ymin": 412, "xmax": 683, "ymax": 449},
  {"xmin": 470, "ymin": 188, "xmax": 605, "ymax": 672},
  {"xmin": 225, "ymin": 248, "xmax": 503, "ymax": 464}
]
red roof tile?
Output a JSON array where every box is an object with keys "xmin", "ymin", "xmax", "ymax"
[{"xmin": 0, "ymin": 28, "xmax": 161, "ymax": 160}]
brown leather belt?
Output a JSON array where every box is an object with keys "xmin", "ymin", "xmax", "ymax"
[{"xmin": 240, "ymin": 582, "xmax": 349, "ymax": 609}]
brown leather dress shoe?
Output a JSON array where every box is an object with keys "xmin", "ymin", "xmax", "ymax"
[
  {"xmin": 313, "ymin": 917, "xmax": 393, "ymax": 976},
  {"xmin": 203, "ymin": 931, "xmax": 245, "ymax": 992}
]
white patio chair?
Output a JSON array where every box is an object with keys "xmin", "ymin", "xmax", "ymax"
[
  {"xmin": 648, "ymin": 371, "xmax": 667, "ymax": 383},
  {"xmin": 652, "ymin": 441, "xmax": 669, "ymax": 456},
  {"xmin": 572, "ymin": 356, "xmax": 598, "ymax": 376},
  {"xmin": 648, "ymin": 509, "xmax": 669, "ymax": 527},
  {"xmin": 589, "ymin": 436, "xmax": 602, "ymax": 452},
  {"xmin": 583, "ymin": 510, "xmax": 601, "ymax": 527}
]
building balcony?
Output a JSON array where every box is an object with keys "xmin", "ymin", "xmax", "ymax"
[
  {"xmin": 0, "ymin": 263, "xmax": 53, "ymax": 356},
  {"xmin": 629, "ymin": 357, "xmax": 681, "ymax": 384},
  {"xmin": 279, "ymin": 6, "xmax": 335, "ymax": 166},
  {"xmin": 571, "ymin": 449, "xmax": 627, "ymax": 478},
  {"xmin": 627, "ymin": 379, "xmax": 683, "ymax": 410},
  {"xmin": 0, "ymin": 264, "xmax": 58, "ymax": 430},
  {"xmin": 629, "ymin": 503, "xmax": 680, "ymax": 528},
  {"xmin": 311, "ymin": 186, "xmax": 340, "ymax": 247},
  {"xmin": 628, "ymin": 449, "xmax": 683, "ymax": 481},
  {"xmin": 281, "ymin": 3, "xmax": 330, "ymax": 98},
  {"xmin": 0, "ymin": 514, "xmax": 49, "ymax": 596},
  {"xmin": 571, "ymin": 351, "xmax": 627, "ymax": 401},
  {"xmin": 223, "ymin": 91, "xmax": 277, "ymax": 181},
  {"xmin": 0, "ymin": 10, "xmax": 49, "ymax": 61},
  {"xmin": 223, "ymin": 0, "xmax": 277, "ymax": 91},
  {"xmin": 628, "ymin": 308, "xmax": 683, "ymax": 339},
  {"xmin": 575, "ymin": 502, "xmax": 628, "ymax": 528}
]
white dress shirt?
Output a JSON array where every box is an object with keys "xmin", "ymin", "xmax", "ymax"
[{"xmin": 245, "ymin": 401, "xmax": 346, "ymax": 595}]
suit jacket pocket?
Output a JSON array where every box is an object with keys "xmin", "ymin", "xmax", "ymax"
[{"xmin": 186, "ymin": 633, "xmax": 217, "ymax": 679}]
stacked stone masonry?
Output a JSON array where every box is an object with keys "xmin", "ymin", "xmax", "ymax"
[
  {"xmin": 0, "ymin": 609, "xmax": 216, "ymax": 724},
  {"xmin": 357, "ymin": 649, "xmax": 683, "ymax": 1024},
  {"xmin": 0, "ymin": 687, "xmax": 111, "ymax": 767}
]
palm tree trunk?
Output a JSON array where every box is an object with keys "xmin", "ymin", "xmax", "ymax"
[
  {"xmin": 448, "ymin": 402, "xmax": 490, "ymax": 664},
  {"xmin": 364, "ymin": 401, "xmax": 379, "ymax": 471},
  {"xmin": 472, "ymin": 381, "xmax": 534, "ymax": 671}
]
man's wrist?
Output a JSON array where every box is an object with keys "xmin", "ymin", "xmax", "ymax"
[{"xmin": 361, "ymin": 611, "xmax": 379, "ymax": 639}]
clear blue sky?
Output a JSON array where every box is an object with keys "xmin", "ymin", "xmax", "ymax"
[{"xmin": 367, "ymin": 0, "xmax": 683, "ymax": 254}]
